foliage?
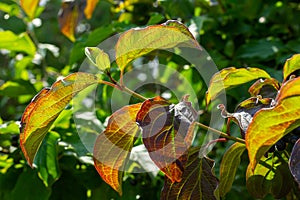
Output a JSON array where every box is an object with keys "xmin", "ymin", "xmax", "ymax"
[{"xmin": 1, "ymin": 0, "xmax": 300, "ymax": 199}]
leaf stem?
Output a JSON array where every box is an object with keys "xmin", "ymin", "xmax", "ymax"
[
  {"xmin": 99, "ymin": 80, "xmax": 147, "ymax": 101},
  {"xmin": 195, "ymin": 122, "xmax": 245, "ymax": 144}
]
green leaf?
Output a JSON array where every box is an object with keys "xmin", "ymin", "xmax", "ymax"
[
  {"xmin": 69, "ymin": 25, "xmax": 114, "ymax": 65},
  {"xmin": 93, "ymin": 103, "xmax": 142, "ymax": 196},
  {"xmin": 246, "ymin": 155, "xmax": 293, "ymax": 199},
  {"xmin": 0, "ymin": 2, "xmax": 21, "ymax": 17},
  {"xmin": 289, "ymin": 138, "xmax": 300, "ymax": 186},
  {"xmin": 0, "ymin": 80, "xmax": 36, "ymax": 97},
  {"xmin": 0, "ymin": 31, "xmax": 36, "ymax": 56},
  {"xmin": 10, "ymin": 168, "xmax": 51, "ymax": 200},
  {"xmin": 161, "ymin": 147, "xmax": 219, "ymax": 200},
  {"xmin": 219, "ymin": 142, "xmax": 246, "ymax": 197},
  {"xmin": 236, "ymin": 39, "xmax": 284, "ymax": 61},
  {"xmin": 20, "ymin": 72, "xmax": 100, "ymax": 167},
  {"xmin": 115, "ymin": 20, "xmax": 200, "ymax": 71},
  {"xmin": 136, "ymin": 96, "xmax": 198, "ymax": 183},
  {"xmin": 283, "ymin": 54, "xmax": 300, "ymax": 81},
  {"xmin": 85, "ymin": 47, "xmax": 110, "ymax": 72},
  {"xmin": 34, "ymin": 131, "xmax": 61, "ymax": 187},
  {"xmin": 246, "ymin": 77, "xmax": 300, "ymax": 170},
  {"xmin": 248, "ymin": 78, "xmax": 280, "ymax": 98},
  {"xmin": 206, "ymin": 67, "xmax": 271, "ymax": 104}
]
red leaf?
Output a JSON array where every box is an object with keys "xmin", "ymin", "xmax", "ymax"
[
  {"xmin": 161, "ymin": 147, "xmax": 219, "ymax": 200},
  {"xmin": 93, "ymin": 103, "xmax": 142, "ymax": 195},
  {"xmin": 136, "ymin": 96, "xmax": 198, "ymax": 182}
]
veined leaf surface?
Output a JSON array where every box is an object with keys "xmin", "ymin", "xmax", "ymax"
[
  {"xmin": 246, "ymin": 77, "xmax": 300, "ymax": 170},
  {"xmin": 93, "ymin": 103, "xmax": 142, "ymax": 196},
  {"xmin": 136, "ymin": 96, "xmax": 198, "ymax": 183},
  {"xmin": 206, "ymin": 67, "xmax": 270, "ymax": 104},
  {"xmin": 20, "ymin": 72, "xmax": 99, "ymax": 166}
]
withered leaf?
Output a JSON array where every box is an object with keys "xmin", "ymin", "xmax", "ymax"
[{"xmin": 136, "ymin": 96, "xmax": 198, "ymax": 182}]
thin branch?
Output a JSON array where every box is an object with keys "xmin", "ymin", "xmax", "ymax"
[{"xmin": 195, "ymin": 122, "xmax": 245, "ymax": 144}]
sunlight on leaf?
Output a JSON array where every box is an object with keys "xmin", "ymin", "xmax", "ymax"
[
  {"xmin": 248, "ymin": 78, "xmax": 280, "ymax": 98},
  {"xmin": 0, "ymin": 31, "xmax": 36, "ymax": 56},
  {"xmin": 206, "ymin": 67, "xmax": 270, "ymax": 104},
  {"xmin": 283, "ymin": 54, "xmax": 300, "ymax": 81},
  {"xmin": 20, "ymin": 0, "xmax": 39, "ymax": 19},
  {"xmin": 246, "ymin": 154, "xmax": 293, "ymax": 199},
  {"xmin": 136, "ymin": 96, "xmax": 198, "ymax": 183},
  {"xmin": 93, "ymin": 103, "xmax": 142, "ymax": 196},
  {"xmin": 85, "ymin": 47, "xmax": 110, "ymax": 72},
  {"xmin": 115, "ymin": 20, "xmax": 200, "ymax": 71},
  {"xmin": 161, "ymin": 147, "xmax": 219, "ymax": 200},
  {"xmin": 20, "ymin": 72, "xmax": 100, "ymax": 167},
  {"xmin": 246, "ymin": 77, "xmax": 300, "ymax": 170},
  {"xmin": 84, "ymin": 0, "xmax": 99, "ymax": 19},
  {"xmin": 289, "ymin": 138, "xmax": 300, "ymax": 186},
  {"xmin": 219, "ymin": 142, "xmax": 246, "ymax": 197}
]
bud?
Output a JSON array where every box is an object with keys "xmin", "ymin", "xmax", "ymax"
[{"xmin": 85, "ymin": 47, "xmax": 110, "ymax": 72}]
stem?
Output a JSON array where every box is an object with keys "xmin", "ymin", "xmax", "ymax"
[
  {"xmin": 121, "ymin": 86, "xmax": 147, "ymax": 101},
  {"xmin": 99, "ymin": 79, "xmax": 147, "ymax": 101},
  {"xmin": 195, "ymin": 122, "xmax": 245, "ymax": 144},
  {"xmin": 103, "ymin": 70, "xmax": 148, "ymax": 101}
]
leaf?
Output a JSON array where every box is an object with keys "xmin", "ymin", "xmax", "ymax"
[
  {"xmin": 236, "ymin": 39, "xmax": 284, "ymax": 61},
  {"xmin": 218, "ymin": 97, "xmax": 272, "ymax": 138},
  {"xmin": 85, "ymin": 47, "xmax": 110, "ymax": 72},
  {"xmin": 10, "ymin": 169, "xmax": 51, "ymax": 200},
  {"xmin": 34, "ymin": 131, "xmax": 61, "ymax": 187},
  {"xmin": 20, "ymin": 72, "xmax": 99, "ymax": 167},
  {"xmin": 0, "ymin": 2, "xmax": 21, "ymax": 17},
  {"xmin": 206, "ymin": 67, "xmax": 270, "ymax": 104},
  {"xmin": 219, "ymin": 142, "xmax": 246, "ymax": 197},
  {"xmin": 246, "ymin": 77, "xmax": 300, "ymax": 170},
  {"xmin": 283, "ymin": 54, "xmax": 300, "ymax": 81},
  {"xmin": 93, "ymin": 103, "xmax": 142, "ymax": 196},
  {"xmin": 84, "ymin": 0, "xmax": 99, "ymax": 19},
  {"xmin": 0, "ymin": 80, "xmax": 37, "ymax": 97},
  {"xmin": 0, "ymin": 31, "xmax": 36, "ymax": 56},
  {"xmin": 20, "ymin": 0, "xmax": 39, "ymax": 19},
  {"xmin": 246, "ymin": 155, "xmax": 293, "ymax": 199},
  {"xmin": 248, "ymin": 78, "xmax": 280, "ymax": 98},
  {"xmin": 161, "ymin": 147, "xmax": 219, "ymax": 200},
  {"xmin": 136, "ymin": 96, "xmax": 198, "ymax": 183},
  {"xmin": 289, "ymin": 138, "xmax": 300, "ymax": 186},
  {"xmin": 115, "ymin": 20, "xmax": 200, "ymax": 71},
  {"xmin": 58, "ymin": 1, "xmax": 85, "ymax": 42}
]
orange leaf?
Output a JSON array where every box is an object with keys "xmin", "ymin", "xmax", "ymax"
[
  {"xmin": 136, "ymin": 96, "xmax": 198, "ymax": 182},
  {"xmin": 20, "ymin": 72, "xmax": 100, "ymax": 166},
  {"xmin": 246, "ymin": 77, "xmax": 300, "ymax": 170},
  {"xmin": 58, "ymin": 1, "xmax": 84, "ymax": 42},
  {"xmin": 93, "ymin": 103, "xmax": 142, "ymax": 196},
  {"xmin": 84, "ymin": 0, "xmax": 99, "ymax": 19},
  {"xmin": 20, "ymin": 0, "xmax": 40, "ymax": 19}
]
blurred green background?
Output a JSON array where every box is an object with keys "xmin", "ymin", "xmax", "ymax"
[{"xmin": 0, "ymin": 0, "xmax": 299, "ymax": 199}]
